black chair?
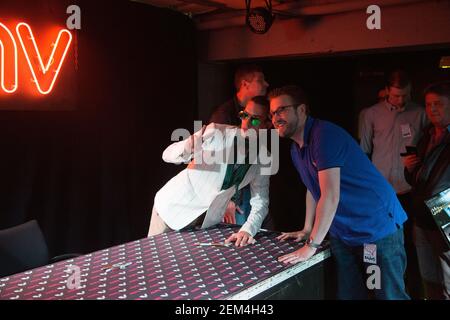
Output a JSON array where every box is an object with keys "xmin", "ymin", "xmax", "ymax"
[{"xmin": 0, "ymin": 220, "xmax": 81, "ymax": 278}]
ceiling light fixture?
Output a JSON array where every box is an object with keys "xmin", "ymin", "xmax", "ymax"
[{"xmin": 245, "ymin": 0, "xmax": 275, "ymax": 34}]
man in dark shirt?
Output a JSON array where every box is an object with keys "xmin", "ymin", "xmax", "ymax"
[
  {"xmin": 403, "ymin": 81, "xmax": 450, "ymax": 299},
  {"xmin": 209, "ymin": 64, "xmax": 269, "ymax": 126}
]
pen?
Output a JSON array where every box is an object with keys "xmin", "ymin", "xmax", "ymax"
[
  {"xmin": 102, "ymin": 261, "xmax": 132, "ymax": 272},
  {"xmin": 194, "ymin": 242, "xmax": 232, "ymax": 247}
]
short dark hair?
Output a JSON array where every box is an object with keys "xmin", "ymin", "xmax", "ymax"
[
  {"xmin": 268, "ymin": 85, "xmax": 310, "ymax": 114},
  {"xmin": 234, "ymin": 64, "xmax": 263, "ymax": 91},
  {"xmin": 248, "ymin": 95, "xmax": 270, "ymax": 117},
  {"xmin": 424, "ymin": 81, "xmax": 450, "ymax": 100},
  {"xmin": 386, "ymin": 70, "xmax": 411, "ymax": 89}
]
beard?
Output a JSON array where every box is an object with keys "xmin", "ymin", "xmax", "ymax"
[{"xmin": 275, "ymin": 114, "xmax": 298, "ymax": 138}]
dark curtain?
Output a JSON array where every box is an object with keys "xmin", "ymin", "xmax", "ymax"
[{"xmin": 0, "ymin": 0, "xmax": 197, "ymax": 256}]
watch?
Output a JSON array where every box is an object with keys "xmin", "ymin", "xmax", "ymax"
[{"xmin": 306, "ymin": 237, "xmax": 321, "ymax": 249}]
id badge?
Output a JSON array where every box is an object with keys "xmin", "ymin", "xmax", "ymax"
[
  {"xmin": 363, "ymin": 244, "xmax": 377, "ymax": 264},
  {"xmin": 400, "ymin": 124, "xmax": 412, "ymax": 138}
]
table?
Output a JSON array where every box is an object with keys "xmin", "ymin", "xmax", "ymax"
[{"xmin": 0, "ymin": 224, "xmax": 332, "ymax": 300}]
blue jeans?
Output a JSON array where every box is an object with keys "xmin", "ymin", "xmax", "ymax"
[{"xmin": 330, "ymin": 228, "xmax": 410, "ymax": 300}]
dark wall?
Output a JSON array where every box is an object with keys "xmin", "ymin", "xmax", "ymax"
[{"xmin": 0, "ymin": 0, "xmax": 197, "ymax": 255}]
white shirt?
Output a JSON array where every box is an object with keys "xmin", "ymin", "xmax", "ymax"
[
  {"xmin": 359, "ymin": 100, "xmax": 428, "ymax": 194},
  {"xmin": 154, "ymin": 123, "xmax": 271, "ymax": 237}
]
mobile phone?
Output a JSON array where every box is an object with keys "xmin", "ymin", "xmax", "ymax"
[{"xmin": 400, "ymin": 145, "xmax": 418, "ymax": 157}]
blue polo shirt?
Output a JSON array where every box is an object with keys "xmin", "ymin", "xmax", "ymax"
[{"xmin": 291, "ymin": 117, "xmax": 407, "ymax": 246}]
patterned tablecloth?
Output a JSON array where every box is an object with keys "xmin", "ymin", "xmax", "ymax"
[{"xmin": 0, "ymin": 224, "xmax": 330, "ymax": 300}]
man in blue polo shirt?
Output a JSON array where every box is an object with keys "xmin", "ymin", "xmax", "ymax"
[{"xmin": 268, "ymin": 85, "xmax": 409, "ymax": 300}]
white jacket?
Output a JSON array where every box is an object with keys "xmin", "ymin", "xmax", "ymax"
[{"xmin": 154, "ymin": 123, "xmax": 270, "ymax": 237}]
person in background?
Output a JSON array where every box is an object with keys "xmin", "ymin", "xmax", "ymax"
[
  {"xmin": 403, "ymin": 81, "xmax": 450, "ymax": 299},
  {"xmin": 377, "ymin": 88, "xmax": 387, "ymax": 103},
  {"xmin": 359, "ymin": 70, "xmax": 428, "ymax": 298},
  {"xmin": 357, "ymin": 88, "xmax": 387, "ymax": 143},
  {"xmin": 209, "ymin": 64, "xmax": 269, "ymax": 126}
]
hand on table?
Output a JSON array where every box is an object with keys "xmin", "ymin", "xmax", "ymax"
[
  {"xmin": 276, "ymin": 229, "xmax": 310, "ymax": 242},
  {"xmin": 278, "ymin": 245, "xmax": 317, "ymax": 265},
  {"xmin": 225, "ymin": 231, "xmax": 256, "ymax": 247}
]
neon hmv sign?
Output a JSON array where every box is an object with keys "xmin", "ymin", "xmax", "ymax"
[{"xmin": 0, "ymin": 22, "xmax": 72, "ymax": 95}]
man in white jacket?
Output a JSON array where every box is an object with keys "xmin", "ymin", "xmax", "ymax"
[{"xmin": 148, "ymin": 96, "xmax": 273, "ymax": 247}]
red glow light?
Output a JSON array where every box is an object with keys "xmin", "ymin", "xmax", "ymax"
[
  {"xmin": 0, "ymin": 23, "xmax": 18, "ymax": 93},
  {"xmin": 0, "ymin": 22, "xmax": 72, "ymax": 96}
]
